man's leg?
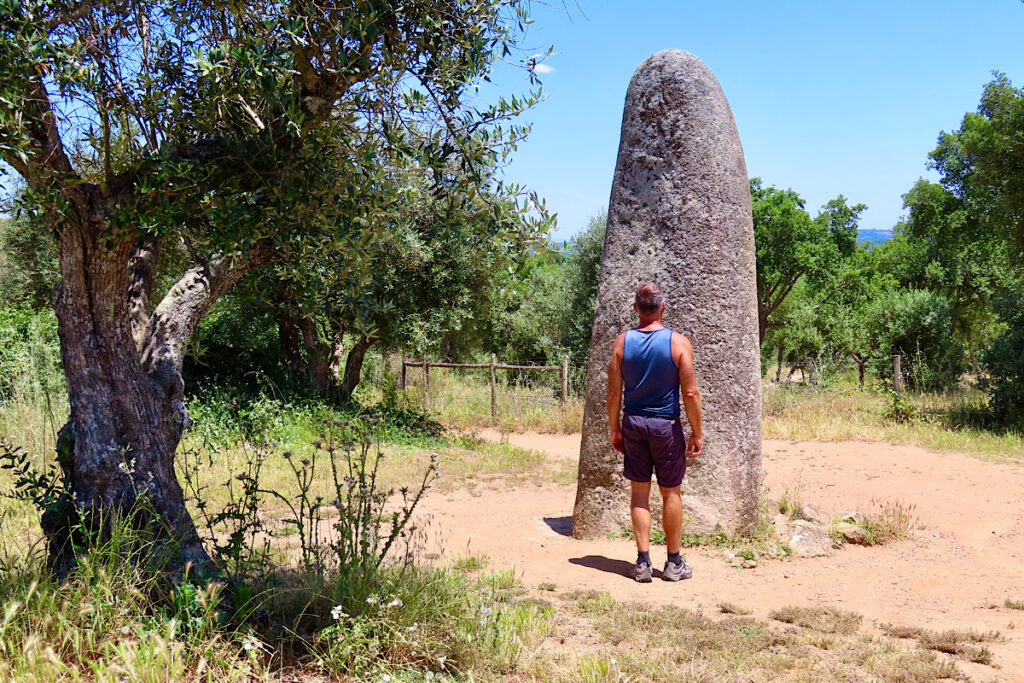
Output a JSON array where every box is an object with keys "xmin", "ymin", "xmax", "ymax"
[
  {"xmin": 659, "ymin": 484, "xmax": 692, "ymax": 581},
  {"xmin": 629, "ymin": 479, "xmax": 653, "ymax": 582},
  {"xmin": 631, "ymin": 480, "xmax": 652, "ymax": 553},
  {"xmin": 660, "ymin": 485, "xmax": 682, "ymax": 554}
]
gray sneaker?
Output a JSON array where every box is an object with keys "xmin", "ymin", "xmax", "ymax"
[
  {"xmin": 631, "ymin": 560, "xmax": 653, "ymax": 583},
  {"xmin": 662, "ymin": 558, "xmax": 693, "ymax": 581}
]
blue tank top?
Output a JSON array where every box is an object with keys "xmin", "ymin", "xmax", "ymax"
[{"xmin": 622, "ymin": 328, "xmax": 680, "ymax": 419}]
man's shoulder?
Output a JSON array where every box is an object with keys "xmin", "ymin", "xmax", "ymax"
[{"xmin": 670, "ymin": 330, "xmax": 693, "ymax": 352}]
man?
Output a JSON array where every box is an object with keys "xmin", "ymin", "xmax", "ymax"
[{"xmin": 608, "ymin": 283, "xmax": 704, "ymax": 582}]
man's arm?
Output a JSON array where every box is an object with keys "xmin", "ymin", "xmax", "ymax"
[
  {"xmin": 607, "ymin": 333, "xmax": 626, "ymax": 453},
  {"xmin": 672, "ymin": 332, "xmax": 703, "ymax": 457}
]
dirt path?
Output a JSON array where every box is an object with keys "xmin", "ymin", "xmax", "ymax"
[{"xmin": 418, "ymin": 431, "xmax": 1024, "ymax": 680}]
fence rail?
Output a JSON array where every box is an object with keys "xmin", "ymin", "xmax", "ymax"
[{"xmin": 400, "ymin": 353, "xmax": 570, "ymax": 416}]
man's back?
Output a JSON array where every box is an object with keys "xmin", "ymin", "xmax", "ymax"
[{"xmin": 621, "ymin": 328, "xmax": 680, "ymax": 419}]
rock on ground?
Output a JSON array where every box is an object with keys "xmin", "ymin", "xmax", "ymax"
[
  {"xmin": 789, "ymin": 520, "xmax": 833, "ymax": 557},
  {"xmin": 796, "ymin": 502, "xmax": 831, "ymax": 527},
  {"xmin": 835, "ymin": 522, "xmax": 869, "ymax": 545}
]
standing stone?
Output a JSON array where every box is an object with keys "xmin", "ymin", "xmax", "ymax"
[{"xmin": 572, "ymin": 50, "xmax": 761, "ymax": 538}]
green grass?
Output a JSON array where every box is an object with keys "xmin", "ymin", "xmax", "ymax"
[{"xmin": 450, "ymin": 553, "xmax": 490, "ymax": 572}]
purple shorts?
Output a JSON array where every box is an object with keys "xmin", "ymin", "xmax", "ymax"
[{"xmin": 621, "ymin": 414, "xmax": 687, "ymax": 488}]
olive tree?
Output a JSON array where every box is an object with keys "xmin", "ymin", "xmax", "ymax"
[{"xmin": 0, "ymin": 0, "xmax": 541, "ymax": 575}]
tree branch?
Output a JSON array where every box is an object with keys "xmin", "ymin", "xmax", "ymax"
[{"xmin": 139, "ymin": 245, "xmax": 276, "ymax": 397}]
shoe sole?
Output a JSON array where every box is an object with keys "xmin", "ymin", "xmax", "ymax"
[{"xmin": 634, "ymin": 574, "xmax": 652, "ymax": 583}]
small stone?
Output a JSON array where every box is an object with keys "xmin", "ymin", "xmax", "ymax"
[
  {"xmin": 789, "ymin": 520, "xmax": 832, "ymax": 557},
  {"xmin": 742, "ymin": 559, "xmax": 758, "ymax": 569},
  {"xmin": 835, "ymin": 522, "xmax": 868, "ymax": 545},
  {"xmin": 841, "ymin": 511, "xmax": 866, "ymax": 525},
  {"xmin": 796, "ymin": 502, "xmax": 831, "ymax": 527}
]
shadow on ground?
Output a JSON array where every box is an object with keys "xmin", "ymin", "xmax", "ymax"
[
  {"xmin": 569, "ymin": 555, "xmax": 661, "ymax": 580},
  {"xmin": 543, "ymin": 516, "xmax": 572, "ymax": 536}
]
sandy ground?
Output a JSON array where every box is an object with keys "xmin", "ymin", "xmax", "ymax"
[{"xmin": 415, "ymin": 430, "xmax": 1024, "ymax": 680}]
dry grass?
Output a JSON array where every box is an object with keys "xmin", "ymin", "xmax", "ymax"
[
  {"xmin": 1004, "ymin": 598, "xmax": 1024, "ymax": 610},
  {"xmin": 542, "ymin": 593, "xmax": 963, "ymax": 682},
  {"xmin": 768, "ymin": 605, "xmax": 863, "ymax": 635},
  {"xmin": 718, "ymin": 601, "xmax": 752, "ymax": 615},
  {"xmin": 763, "ymin": 382, "xmax": 1024, "ymax": 461},
  {"xmin": 860, "ymin": 498, "xmax": 919, "ymax": 545},
  {"xmin": 400, "ymin": 369, "xmax": 584, "ymax": 434},
  {"xmin": 882, "ymin": 623, "xmax": 1001, "ymax": 665}
]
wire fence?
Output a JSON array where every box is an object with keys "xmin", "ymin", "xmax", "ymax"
[{"xmin": 399, "ymin": 354, "xmax": 574, "ymax": 417}]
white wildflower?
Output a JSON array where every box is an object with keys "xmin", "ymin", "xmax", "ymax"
[
  {"xmin": 386, "ymin": 597, "xmax": 403, "ymax": 608},
  {"xmin": 242, "ymin": 634, "xmax": 262, "ymax": 652},
  {"xmin": 366, "ymin": 595, "xmax": 379, "ymax": 605},
  {"xmin": 120, "ymin": 625, "xmax": 131, "ymax": 635},
  {"xmin": 331, "ymin": 605, "xmax": 347, "ymax": 621},
  {"xmin": 382, "ymin": 675, "xmax": 391, "ymax": 682}
]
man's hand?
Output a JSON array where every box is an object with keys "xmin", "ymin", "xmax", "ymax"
[
  {"xmin": 686, "ymin": 432, "xmax": 703, "ymax": 458},
  {"xmin": 610, "ymin": 426, "xmax": 624, "ymax": 453}
]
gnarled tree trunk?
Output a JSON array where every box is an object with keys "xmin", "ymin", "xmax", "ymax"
[
  {"xmin": 339, "ymin": 334, "xmax": 377, "ymax": 400},
  {"xmin": 43, "ymin": 193, "xmax": 271, "ymax": 578}
]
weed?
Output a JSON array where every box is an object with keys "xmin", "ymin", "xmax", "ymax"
[
  {"xmin": 916, "ymin": 629, "xmax": 999, "ymax": 665},
  {"xmin": 860, "ymin": 498, "xmax": 918, "ymax": 545},
  {"xmin": 451, "ymin": 554, "xmax": 490, "ymax": 572},
  {"xmin": 1004, "ymin": 598, "xmax": 1024, "ymax": 610},
  {"xmin": 882, "ymin": 623, "xmax": 1000, "ymax": 665},
  {"xmin": 718, "ymin": 602, "xmax": 752, "ymax": 615},
  {"xmin": 880, "ymin": 623, "xmax": 925, "ymax": 639},
  {"xmin": 768, "ymin": 605, "xmax": 863, "ymax": 635}
]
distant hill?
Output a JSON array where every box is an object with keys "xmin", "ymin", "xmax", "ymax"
[{"xmin": 858, "ymin": 228, "xmax": 892, "ymax": 246}]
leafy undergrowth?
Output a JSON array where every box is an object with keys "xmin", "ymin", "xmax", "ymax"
[{"xmin": 549, "ymin": 591, "xmax": 965, "ymax": 682}]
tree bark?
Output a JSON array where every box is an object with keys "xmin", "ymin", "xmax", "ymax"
[
  {"xmin": 296, "ymin": 316, "xmax": 333, "ymax": 393},
  {"xmin": 278, "ymin": 310, "xmax": 304, "ymax": 375},
  {"xmin": 44, "ymin": 195, "xmax": 271, "ymax": 578},
  {"xmin": 339, "ymin": 335, "xmax": 377, "ymax": 400}
]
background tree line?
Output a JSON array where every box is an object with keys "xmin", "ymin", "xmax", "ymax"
[{"xmin": 5, "ymin": 72, "xmax": 1024, "ymax": 430}]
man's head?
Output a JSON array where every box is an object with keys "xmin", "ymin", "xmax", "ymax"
[{"xmin": 634, "ymin": 282, "xmax": 666, "ymax": 321}]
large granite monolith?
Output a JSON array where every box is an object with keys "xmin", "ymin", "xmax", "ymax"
[{"xmin": 572, "ymin": 50, "xmax": 761, "ymax": 538}]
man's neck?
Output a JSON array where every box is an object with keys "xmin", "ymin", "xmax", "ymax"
[{"xmin": 636, "ymin": 317, "xmax": 664, "ymax": 331}]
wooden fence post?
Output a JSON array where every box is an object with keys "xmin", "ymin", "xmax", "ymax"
[
  {"xmin": 490, "ymin": 353, "xmax": 497, "ymax": 418},
  {"xmin": 560, "ymin": 355, "xmax": 569, "ymax": 404},
  {"xmin": 399, "ymin": 352, "xmax": 406, "ymax": 390},
  {"xmin": 422, "ymin": 353, "xmax": 430, "ymax": 412},
  {"xmin": 893, "ymin": 354, "xmax": 903, "ymax": 397}
]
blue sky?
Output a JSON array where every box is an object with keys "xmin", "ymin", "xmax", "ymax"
[{"xmin": 487, "ymin": 1, "xmax": 1024, "ymax": 243}]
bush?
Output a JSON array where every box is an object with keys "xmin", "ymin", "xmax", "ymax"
[
  {"xmin": 869, "ymin": 289, "xmax": 965, "ymax": 391},
  {"xmin": 0, "ymin": 304, "xmax": 62, "ymax": 405},
  {"xmin": 982, "ymin": 290, "xmax": 1024, "ymax": 426}
]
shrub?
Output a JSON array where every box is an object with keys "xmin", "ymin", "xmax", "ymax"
[
  {"xmin": 869, "ymin": 289, "xmax": 966, "ymax": 391},
  {"xmin": 981, "ymin": 289, "xmax": 1024, "ymax": 426}
]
